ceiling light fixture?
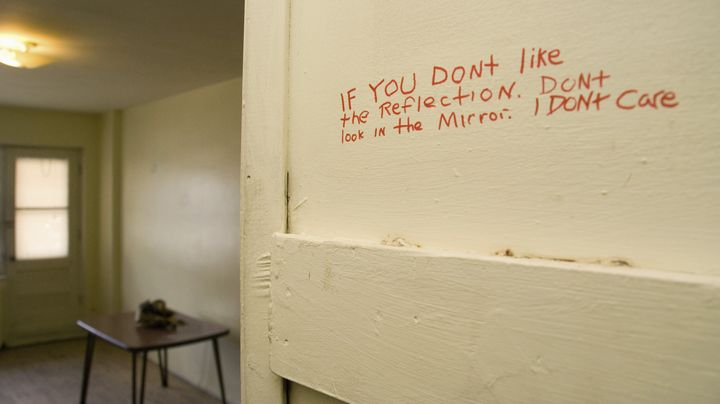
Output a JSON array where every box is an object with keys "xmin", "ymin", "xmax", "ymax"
[{"xmin": 0, "ymin": 38, "xmax": 37, "ymax": 68}]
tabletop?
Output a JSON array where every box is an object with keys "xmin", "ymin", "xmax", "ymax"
[{"xmin": 76, "ymin": 311, "xmax": 229, "ymax": 352}]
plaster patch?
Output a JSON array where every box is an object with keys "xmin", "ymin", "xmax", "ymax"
[{"xmin": 381, "ymin": 236, "xmax": 422, "ymax": 248}]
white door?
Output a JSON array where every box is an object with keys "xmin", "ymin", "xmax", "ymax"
[
  {"xmin": 1, "ymin": 147, "xmax": 82, "ymax": 346},
  {"xmin": 241, "ymin": 1, "xmax": 720, "ymax": 403}
]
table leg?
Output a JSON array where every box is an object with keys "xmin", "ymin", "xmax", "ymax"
[
  {"xmin": 164, "ymin": 348, "xmax": 169, "ymax": 386},
  {"xmin": 157, "ymin": 348, "xmax": 169, "ymax": 387},
  {"xmin": 140, "ymin": 351, "xmax": 148, "ymax": 404},
  {"xmin": 79, "ymin": 333, "xmax": 96, "ymax": 404},
  {"xmin": 131, "ymin": 351, "xmax": 137, "ymax": 404},
  {"xmin": 212, "ymin": 338, "xmax": 227, "ymax": 404}
]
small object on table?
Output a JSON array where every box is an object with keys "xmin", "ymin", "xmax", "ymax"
[{"xmin": 135, "ymin": 299, "xmax": 185, "ymax": 330}]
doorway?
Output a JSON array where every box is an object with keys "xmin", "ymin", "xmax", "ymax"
[{"xmin": 1, "ymin": 147, "xmax": 82, "ymax": 346}]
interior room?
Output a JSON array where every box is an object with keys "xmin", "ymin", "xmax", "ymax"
[
  {"xmin": 1, "ymin": 1, "xmax": 720, "ymax": 404},
  {"xmin": 0, "ymin": 0, "xmax": 242, "ymax": 403}
]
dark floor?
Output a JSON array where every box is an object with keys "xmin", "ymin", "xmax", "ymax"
[{"xmin": 0, "ymin": 338, "xmax": 222, "ymax": 403}]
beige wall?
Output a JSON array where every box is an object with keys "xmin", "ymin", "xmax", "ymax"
[
  {"xmin": 0, "ymin": 105, "xmax": 102, "ymax": 313},
  {"xmin": 121, "ymin": 78, "xmax": 242, "ymax": 403}
]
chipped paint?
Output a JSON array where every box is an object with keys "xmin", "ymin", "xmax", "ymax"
[
  {"xmin": 381, "ymin": 236, "xmax": 422, "ymax": 249},
  {"xmin": 494, "ymin": 248, "xmax": 633, "ymax": 267}
]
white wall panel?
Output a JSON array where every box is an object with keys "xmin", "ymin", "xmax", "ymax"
[{"xmin": 287, "ymin": 0, "xmax": 720, "ymax": 276}]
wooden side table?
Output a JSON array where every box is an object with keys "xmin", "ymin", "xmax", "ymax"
[{"xmin": 77, "ymin": 312, "xmax": 230, "ymax": 404}]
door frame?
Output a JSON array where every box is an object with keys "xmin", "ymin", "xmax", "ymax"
[
  {"xmin": 240, "ymin": 0, "xmax": 290, "ymax": 402},
  {"xmin": 1, "ymin": 146, "xmax": 83, "ymax": 346}
]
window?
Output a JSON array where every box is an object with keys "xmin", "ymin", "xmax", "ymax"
[{"xmin": 14, "ymin": 158, "xmax": 69, "ymax": 260}]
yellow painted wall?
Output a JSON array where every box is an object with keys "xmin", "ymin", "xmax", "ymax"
[
  {"xmin": 121, "ymin": 78, "xmax": 242, "ymax": 403},
  {"xmin": 0, "ymin": 105, "xmax": 102, "ymax": 313}
]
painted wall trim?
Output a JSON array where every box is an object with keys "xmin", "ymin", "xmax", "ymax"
[
  {"xmin": 240, "ymin": 0, "xmax": 291, "ymax": 402},
  {"xmin": 99, "ymin": 110, "xmax": 123, "ymax": 314},
  {"xmin": 270, "ymin": 233, "xmax": 720, "ymax": 404}
]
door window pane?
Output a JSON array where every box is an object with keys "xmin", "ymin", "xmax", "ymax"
[
  {"xmin": 14, "ymin": 157, "xmax": 70, "ymax": 260},
  {"xmin": 15, "ymin": 158, "xmax": 69, "ymax": 208},
  {"xmin": 15, "ymin": 209, "xmax": 69, "ymax": 259}
]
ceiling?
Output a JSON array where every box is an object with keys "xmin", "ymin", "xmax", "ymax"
[{"xmin": 0, "ymin": 0, "xmax": 244, "ymax": 112}]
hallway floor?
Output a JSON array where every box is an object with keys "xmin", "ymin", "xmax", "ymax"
[{"xmin": 0, "ymin": 338, "xmax": 223, "ymax": 403}]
